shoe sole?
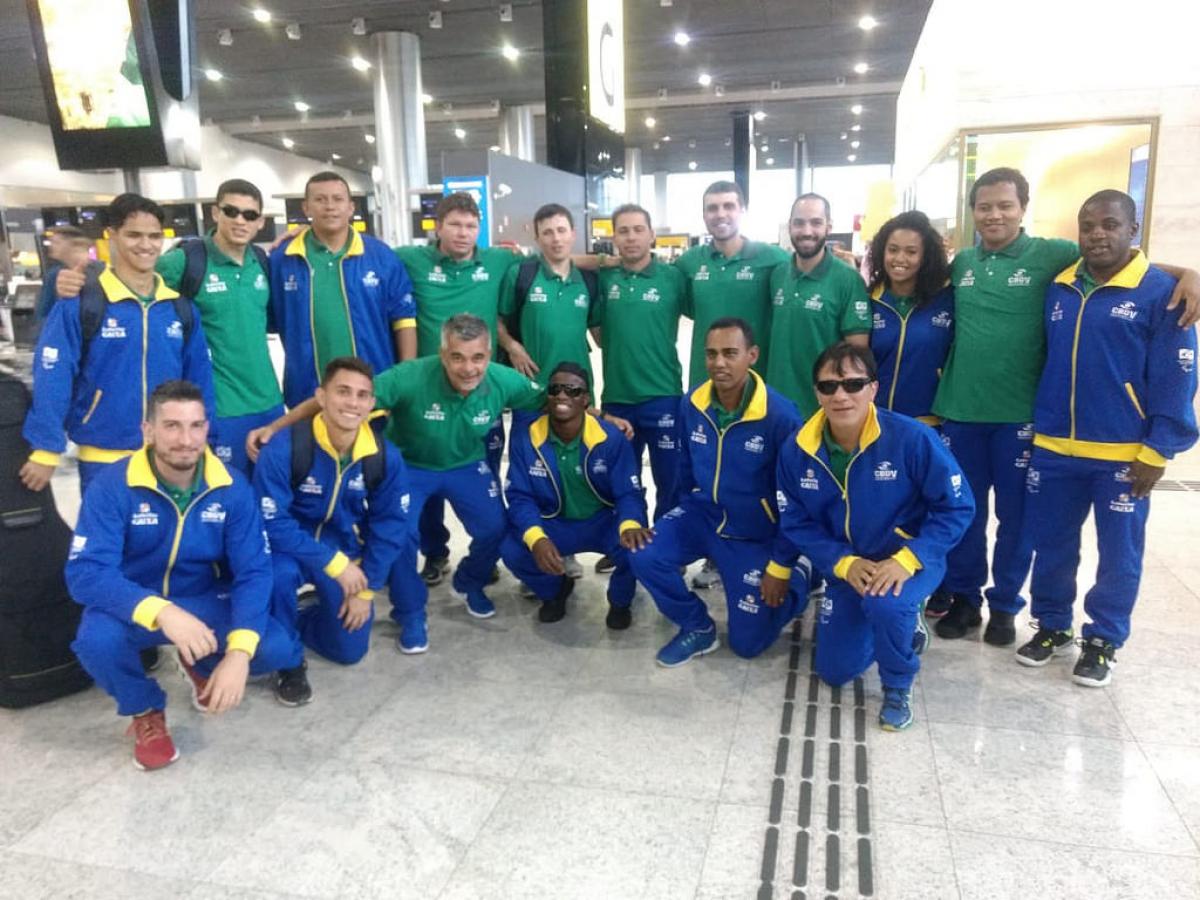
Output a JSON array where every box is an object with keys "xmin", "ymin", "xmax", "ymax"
[
  {"xmin": 273, "ymin": 688, "xmax": 314, "ymax": 708},
  {"xmin": 983, "ymin": 631, "xmax": 1017, "ymax": 647},
  {"xmin": 879, "ymin": 716, "xmax": 914, "ymax": 732},
  {"xmin": 1015, "ymin": 642, "xmax": 1072, "ymax": 668},
  {"xmin": 452, "ymin": 587, "xmax": 496, "ymax": 619},
  {"xmin": 398, "ymin": 641, "xmax": 429, "ymax": 655},
  {"xmin": 132, "ymin": 747, "xmax": 180, "ymax": 771},
  {"xmin": 656, "ymin": 637, "xmax": 721, "ymax": 668},
  {"xmin": 934, "ymin": 618, "xmax": 982, "ymax": 640},
  {"xmin": 1072, "ymin": 670, "xmax": 1112, "ymax": 687},
  {"xmin": 690, "ymin": 577, "xmax": 722, "ymax": 589}
]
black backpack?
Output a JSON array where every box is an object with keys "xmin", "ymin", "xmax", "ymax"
[
  {"xmin": 0, "ymin": 375, "xmax": 93, "ymax": 708},
  {"xmin": 176, "ymin": 238, "xmax": 270, "ymax": 302},
  {"xmin": 289, "ymin": 414, "xmax": 387, "ymax": 493},
  {"xmin": 504, "ymin": 258, "xmax": 599, "ymax": 344}
]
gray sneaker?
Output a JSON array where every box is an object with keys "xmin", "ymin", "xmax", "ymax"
[
  {"xmin": 562, "ymin": 554, "xmax": 583, "ymax": 579},
  {"xmin": 690, "ymin": 559, "xmax": 721, "ymax": 589}
]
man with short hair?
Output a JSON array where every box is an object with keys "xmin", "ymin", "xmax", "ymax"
[
  {"xmin": 36, "ymin": 225, "xmax": 95, "ymax": 321},
  {"xmin": 254, "ymin": 357, "xmax": 409, "ymax": 703},
  {"xmin": 395, "ymin": 192, "xmax": 519, "ymax": 586},
  {"xmin": 270, "ymin": 171, "xmax": 416, "ymax": 409},
  {"xmin": 21, "ymin": 193, "xmax": 215, "ymax": 495},
  {"xmin": 500, "ymin": 362, "xmax": 651, "ymax": 627},
  {"xmin": 1018, "ymin": 190, "xmax": 1197, "ymax": 686},
  {"xmin": 933, "ymin": 168, "xmax": 1200, "ymax": 646},
  {"xmin": 766, "ymin": 193, "xmax": 871, "ymax": 420},
  {"xmin": 629, "ymin": 318, "xmax": 809, "ymax": 666},
  {"xmin": 775, "ymin": 343, "xmax": 974, "ymax": 730},
  {"xmin": 595, "ymin": 203, "xmax": 688, "ymax": 523},
  {"xmin": 67, "ymin": 380, "xmax": 299, "ymax": 770}
]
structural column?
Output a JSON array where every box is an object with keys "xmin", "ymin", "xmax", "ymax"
[
  {"xmin": 371, "ymin": 31, "xmax": 428, "ymax": 246},
  {"xmin": 624, "ymin": 148, "xmax": 642, "ymax": 204},
  {"xmin": 653, "ymin": 170, "xmax": 668, "ymax": 228},
  {"xmin": 731, "ymin": 111, "xmax": 754, "ymax": 206},
  {"xmin": 499, "ymin": 105, "xmax": 537, "ymax": 161},
  {"xmin": 793, "ymin": 133, "xmax": 810, "ymax": 197}
]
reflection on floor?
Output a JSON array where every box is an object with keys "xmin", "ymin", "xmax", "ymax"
[{"xmin": 2, "ymin": 457, "xmax": 1198, "ymax": 900}]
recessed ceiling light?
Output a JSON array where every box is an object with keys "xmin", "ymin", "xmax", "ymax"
[
  {"xmin": 840, "ymin": 132, "xmax": 848, "ymax": 140},
  {"xmin": 217, "ymin": 28, "xmax": 233, "ymax": 46},
  {"xmin": 753, "ymin": 110, "xmax": 767, "ymax": 121},
  {"xmin": 351, "ymin": 56, "xmax": 371, "ymax": 72},
  {"xmin": 281, "ymin": 137, "xmax": 295, "ymax": 149},
  {"xmin": 858, "ymin": 14, "xmax": 878, "ymax": 30},
  {"xmin": 851, "ymin": 104, "xmax": 863, "ymax": 115},
  {"xmin": 285, "ymin": 22, "xmax": 301, "ymax": 40},
  {"xmin": 697, "ymin": 72, "xmax": 712, "ymax": 87},
  {"xmin": 331, "ymin": 153, "xmax": 342, "ymax": 160},
  {"xmin": 661, "ymin": 135, "xmax": 671, "ymax": 142},
  {"xmin": 765, "ymin": 157, "xmax": 775, "ymax": 165},
  {"xmin": 850, "ymin": 124, "xmax": 861, "ymax": 132},
  {"xmin": 851, "ymin": 140, "xmax": 861, "ymax": 149},
  {"xmin": 688, "ymin": 160, "xmax": 698, "ymax": 170},
  {"xmin": 854, "ymin": 62, "xmax": 869, "ymax": 74},
  {"xmin": 422, "ymin": 93, "xmax": 433, "ymax": 105},
  {"xmin": 847, "ymin": 154, "xmax": 857, "ymax": 162},
  {"xmin": 644, "ymin": 116, "xmax": 656, "ymax": 128},
  {"xmin": 502, "ymin": 44, "xmax": 520, "ymax": 62},
  {"xmin": 294, "ymin": 101, "xmax": 310, "ymax": 112},
  {"xmin": 204, "ymin": 68, "xmax": 223, "ymax": 82},
  {"xmin": 364, "ymin": 133, "xmax": 376, "ymax": 144},
  {"xmin": 489, "ymin": 145, "xmax": 501, "ymax": 152},
  {"xmin": 673, "ymin": 30, "xmax": 690, "ymax": 46},
  {"xmin": 252, "ymin": 7, "xmax": 271, "ymax": 23},
  {"xmin": 454, "ymin": 127, "xmax": 467, "ymax": 140}
]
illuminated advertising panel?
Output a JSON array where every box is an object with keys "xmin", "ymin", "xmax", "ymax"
[{"xmin": 587, "ymin": 0, "xmax": 624, "ymax": 134}]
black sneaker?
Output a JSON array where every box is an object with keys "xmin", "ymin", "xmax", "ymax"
[
  {"xmin": 925, "ymin": 588, "xmax": 952, "ymax": 619},
  {"xmin": 1015, "ymin": 625, "xmax": 1075, "ymax": 667},
  {"xmin": 139, "ymin": 646, "xmax": 161, "ymax": 673},
  {"xmin": 983, "ymin": 611, "xmax": 1017, "ymax": 647},
  {"xmin": 420, "ymin": 556, "xmax": 450, "ymax": 587},
  {"xmin": 595, "ymin": 555, "xmax": 616, "ymax": 574},
  {"xmin": 274, "ymin": 662, "xmax": 313, "ymax": 707},
  {"xmin": 934, "ymin": 595, "xmax": 982, "ymax": 639},
  {"xmin": 538, "ymin": 577, "xmax": 573, "ymax": 623},
  {"xmin": 605, "ymin": 603, "xmax": 632, "ymax": 630},
  {"xmin": 1072, "ymin": 637, "xmax": 1116, "ymax": 687}
]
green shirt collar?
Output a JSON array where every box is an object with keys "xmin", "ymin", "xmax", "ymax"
[
  {"xmin": 548, "ymin": 427, "xmax": 583, "ymax": 452},
  {"xmin": 426, "ymin": 241, "xmax": 481, "ymax": 267},
  {"xmin": 148, "ymin": 449, "xmax": 205, "ymax": 511},
  {"xmin": 620, "ymin": 257, "xmax": 660, "ymax": 278},
  {"xmin": 538, "ymin": 257, "xmax": 582, "ymax": 283},
  {"xmin": 710, "ymin": 377, "xmax": 754, "ymax": 428},
  {"xmin": 202, "ymin": 234, "xmax": 256, "ymax": 269},
  {"xmin": 981, "ymin": 228, "xmax": 1032, "ymax": 259},
  {"xmin": 305, "ymin": 229, "xmax": 351, "ymax": 259},
  {"xmin": 789, "ymin": 248, "xmax": 833, "ymax": 281}
]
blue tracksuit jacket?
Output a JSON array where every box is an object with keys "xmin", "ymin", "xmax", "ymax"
[
  {"xmin": 270, "ymin": 230, "xmax": 416, "ymax": 408},
  {"xmin": 677, "ymin": 371, "xmax": 803, "ymax": 562},
  {"xmin": 1035, "ymin": 252, "xmax": 1198, "ymax": 464},
  {"xmin": 776, "ymin": 405, "xmax": 974, "ymax": 580},
  {"xmin": 23, "ymin": 267, "xmax": 215, "ymax": 465},
  {"xmin": 505, "ymin": 412, "xmax": 647, "ymax": 548},
  {"xmin": 870, "ymin": 284, "xmax": 955, "ymax": 421},
  {"xmin": 253, "ymin": 414, "xmax": 410, "ymax": 589},
  {"xmin": 65, "ymin": 448, "xmax": 271, "ymax": 657}
]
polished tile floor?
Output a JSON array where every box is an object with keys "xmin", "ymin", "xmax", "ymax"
[{"xmin": 3, "ymin": 451, "xmax": 1199, "ymax": 900}]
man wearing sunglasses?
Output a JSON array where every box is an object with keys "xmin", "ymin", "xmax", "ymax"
[
  {"xmin": 54, "ymin": 179, "xmax": 279, "ymax": 476},
  {"xmin": 774, "ymin": 342, "xmax": 974, "ymax": 730},
  {"xmin": 500, "ymin": 363, "xmax": 651, "ymax": 627},
  {"xmin": 628, "ymin": 318, "xmax": 809, "ymax": 667}
]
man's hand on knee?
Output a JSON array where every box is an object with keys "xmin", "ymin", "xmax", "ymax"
[
  {"xmin": 156, "ymin": 605, "xmax": 218, "ymax": 665},
  {"xmin": 845, "ymin": 558, "xmax": 878, "ymax": 597},
  {"xmin": 339, "ymin": 593, "xmax": 373, "ymax": 632},
  {"xmin": 335, "ymin": 562, "xmax": 369, "ymax": 599},
  {"xmin": 760, "ymin": 571, "xmax": 789, "ymax": 607},
  {"xmin": 864, "ymin": 558, "xmax": 911, "ymax": 597},
  {"xmin": 532, "ymin": 537, "xmax": 565, "ymax": 575},
  {"xmin": 202, "ymin": 650, "xmax": 250, "ymax": 714}
]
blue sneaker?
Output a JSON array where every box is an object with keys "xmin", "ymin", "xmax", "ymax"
[
  {"xmin": 398, "ymin": 618, "xmax": 429, "ymax": 654},
  {"xmin": 878, "ymin": 687, "xmax": 914, "ymax": 731},
  {"xmin": 913, "ymin": 597, "xmax": 930, "ymax": 656},
  {"xmin": 656, "ymin": 626, "xmax": 719, "ymax": 668},
  {"xmin": 452, "ymin": 575, "xmax": 497, "ymax": 619}
]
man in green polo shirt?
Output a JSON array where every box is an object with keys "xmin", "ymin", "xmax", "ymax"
[
  {"xmin": 596, "ymin": 203, "xmax": 688, "ymax": 523},
  {"xmin": 395, "ymin": 193, "xmax": 519, "ymax": 586},
  {"xmin": 934, "ymin": 166, "xmax": 1200, "ymax": 646},
  {"xmin": 766, "ymin": 193, "xmax": 871, "ymax": 420}
]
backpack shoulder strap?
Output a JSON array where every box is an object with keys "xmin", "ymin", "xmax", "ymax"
[
  {"xmin": 178, "ymin": 239, "xmax": 208, "ymax": 300},
  {"xmin": 362, "ymin": 415, "xmax": 388, "ymax": 491},
  {"xmin": 290, "ymin": 417, "xmax": 316, "ymax": 490},
  {"xmin": 170, "ymin": 297, "xmax": 195, "ymax": 343},
  {"xmin": 77, "ymin": 278, "xmax": 107, "ymax": 352},
  {"xmin": 250, "ymin": 244, "xmax": 269, "ymax": 278},
  {"xmin": 506, "ymin": 258, "xmax": 542, "ymax": 342},
  {"xmin": 579, "ymin": 266, "xmax": 599, "ymax": 305}
]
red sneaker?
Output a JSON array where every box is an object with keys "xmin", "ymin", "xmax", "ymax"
[
  {"xmin": 126, "ymin": 710, "xmax": 179, "ymax": 770},
  {"xmin": 177, "ymin": 652, "xmax": 211, "ymax": 712}
]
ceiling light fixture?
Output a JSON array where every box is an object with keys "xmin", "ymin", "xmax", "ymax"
[
  {"xmin": 281, "ymin": 137, "xmax": 295, "ymax": 149},
  {"xmin": 351, "ymin": 56, "xmax": 371, "ymax": 72},
  {"xmin": 851, "ymin": 104, "xmax": 863, "ymax": 115},
  {"xmin": 673, "ymin": 31, "xmax": 690, "ymax": 46},
  {"xmin": 331, "ymin": 152, "xmax": 342, "ymax": 160},
  {"xmin": 454, "ymin": 127, "xmax": 467, "ymax": 140},
  {"xmin": 644, "ymin": 116, "xmax": 656, "ymax": 128},
  {"xmin": 252, "ymin": 8, "xmax": 271, "ymax": 24},
  {"xmin": 858, "ymin": 14, "xmax": 878, "ymax": 30},
  {"xmin": 850, "ymin": 123, "xmax": 861, "ymax": 132},
  {"xmin": 661, "ymin": 135, "xmax": 671, "ymax": 142},
  {"xmin": 840, "ymin": 132, "xmax": 848, "ymax": 140},
  {"xmin": 422, "ymin": 93, "xmax": 433, "ymax": 105},
  {"xmin": 285, "ymin": 22, "xmax": 301, "ymax": 40},
  {"xmin": 502, "ymin": 44, "xmax": 520, "ymax": 61},
  {"xmin": 217, "ymin": 28, "xmax": 233, "ymax": 46},
  {"xmin": 850, "ymin": 140, "xmax": 860, "ymax": 148},
  {"xmin": 753, "ymin": 110, "xmax": 767, "ymax": 121},
  {"xmin": 697, "ymin": 72, "xmax": 712, "ymax": 87},
  {"xmin": 688, "ymin": 161, "xmax": 698, "ymax": 170},
  {"xmin": 853, "ymin": 61, "xmax": 869, "ymax": 74},
  {"xmin": 847, "ymin": 154, "xmax": 857, "ymax": 162},
  {"xmin": 765, "ymin": 157, "xmax": 775, "ymax": 165},
  {"xmin": 489, "ymin": 145, "xmax": 501, "ymax": 152},
  {"xmin": 204, "ymin": 68, "xmax": 223, "ymax": 82},
  {"xmin": 294, "ymin": 100, "xmax": 310, "ymax": 112},
  {"xmin": 364, "ymin": 133, "xmax": 376, "ymax": 144},
  {"xmin": 351, "ymin": 17, "xmax": 366, "ymax": 36}
]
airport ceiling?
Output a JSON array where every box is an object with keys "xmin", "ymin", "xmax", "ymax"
[{"xmin": 0, "ymin": 0, "xmax": 931, "ymax": 182}]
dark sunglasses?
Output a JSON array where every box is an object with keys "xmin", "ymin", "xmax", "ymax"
[
  {"xmin": 219, "ymin": 204, "xmax": 262, "ymax": 222},
  {"xmin": 547, "ymin": 383, "xmax": 587, "ymax": 398},
  {"xmin": 814, "ymin": 377, "xmax": 873, "ymax": 396}
]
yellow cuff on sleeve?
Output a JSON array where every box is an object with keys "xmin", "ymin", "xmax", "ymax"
[
  {"xmin": 356, "ymin": 589, "xmax": 376, "ymax": 601},
  {"xmin": 29, "ymin": 449, "xmax": 62, "ymax": 467},
  {"xmin": 393, "ymin": 317, "xmax": 417, "ymax": 331},
  {"xmin": 891, "ymin": 547, "xmax": 922, "ymax": 576},
  {"xmin": 833, "ymin": 555, "xmax": 862, "ymax": 581},
  {"xmin": 1136, "ymin": 445, "xmax": 1168, "ymax": 467},
  {"xmin": 765, "ymin": 561, "xmax": 792, "ymax": 581},
  {"xmin": 323, "ymin": 551, "xmax": 350, "ymax": 578},
  {"xmin": 617, "ymin": 519, "xmax": 644, "ymax": 535},
  {"xmin": 225, "ymin": 629, "xmax": 260, "ymax": 658},
  {"xmin": 523, "ymin": 526, "xmax": 548, "ymax": 551},
  {"xmin": 131, "ymin": 596, "xmax": 172, "ymax": 631}
]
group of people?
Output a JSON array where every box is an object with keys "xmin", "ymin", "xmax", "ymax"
[{"xmin": 21, "ymin": 165, "xmax": 1199, "ymax": 771}]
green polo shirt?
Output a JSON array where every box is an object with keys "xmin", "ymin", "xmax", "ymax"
[
  {"xmin": 711, "ymin": 377, "xmax": 754, "ymax": 431},
  {"xmin": 933, "ymin": 230, "xmax": 1078, "ymax": 423},
  {"xmin": 548, "ymin": 429, "xmax": 604, "ymax": 520},
  {"xmin": 157, "ymin": 236, "xmax": 281, "ymax": 418},
  {"xmin": 149, "ymin": 450, "xmax": 204, "ymax": 513},
  {"xmin": 395, "ymin": 244, "xmax": 518, "ymax": 358},
  {"xmin": 766, "ymin": 251, "xmax": 871, "ymax": 417},
  {"xmin": 596, "ymin": 259, "xmax": 687, "ymax": 405},
  {"xmin": 676, "ymin": 239, "xmax": 790, "ymax": 386},
  {"xmin": 822, "ymin": 428, "xmax": 855, "ymax": 488},
  {"xmin": 373, "ymin": 355, "xmax": 543, "ymax": 471},
  {"xmin": 299, "ymin": 230, "xmax": 356, "ymax": 378},
  {"xmin": 498, "ymin": 259, "xmax": 599, "ymax": 382}
]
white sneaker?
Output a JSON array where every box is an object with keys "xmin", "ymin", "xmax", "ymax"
[
  {"xmin": 690, "ymin": 559, "xmax": 721, "ymax": 589},
  {"xmin": 563, "ymin": 554, "xmax": 583, "ymax": 580}
]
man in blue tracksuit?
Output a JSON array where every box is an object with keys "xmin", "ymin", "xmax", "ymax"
[
  {"xmin": 776, "ymin": 342, "xmax": 974, "ymax": 730},
  {"xmin": 1018, "ymin": 190, "xmax": 1198, "ymax": 687},
  {"xmin": 254, "ymin": 357, "xmax": 409, "ymax": 702},
  {"xmin": 629, "ymin": 318, "xmax": 810, "ymax": 666},
  {"xmin": 268, "ymin": 171, "xmax": 417, "ymax": 409},
  {"xmin": 501, "ymin": 362, "xmax": 652, "ymax": 628},
  {"xmin": 20, "ymin": 193, "xmax": 215, "ymax": 497},
  {"xmin": 67, "ymin": 380, "xmax": 299, "ymax": 770}
]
